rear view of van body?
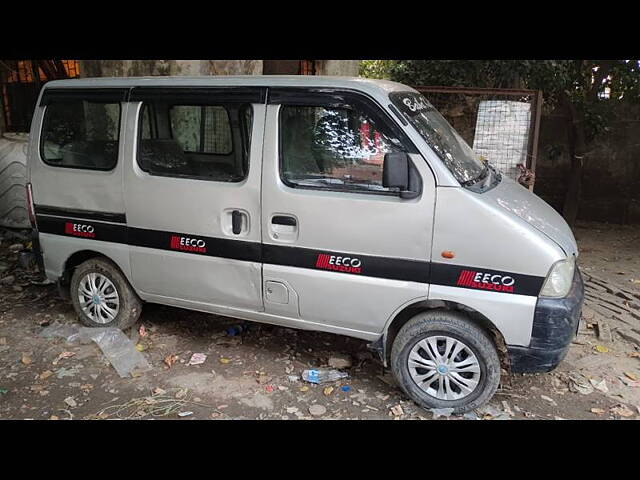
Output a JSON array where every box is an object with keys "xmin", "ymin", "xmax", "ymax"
[{"xmin": 27, "ymin": 76, "xmax": 584, "ymax": 412}]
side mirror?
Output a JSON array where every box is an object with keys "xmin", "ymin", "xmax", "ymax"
[
  {"xmin": 383, "ymin": 152, "xmax": 420, "ymax": 199},
  {"xmin": 383, "ymin": 152, "xmax": 409, "ymax": 190}
]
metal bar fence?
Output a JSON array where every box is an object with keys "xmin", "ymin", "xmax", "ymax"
[{"xmin": 414, "ymin": 86, "xmax": 543, "ymax": 190}]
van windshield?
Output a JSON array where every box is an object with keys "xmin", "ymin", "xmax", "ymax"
[{"xmin": 389, "ymin": 91, "xmax": 487, "ymax": 185}]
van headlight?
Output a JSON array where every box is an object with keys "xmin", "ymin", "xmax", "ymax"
[{"xmin": 540, "ymin": 256, "xmax": 576, "ymax": 298}]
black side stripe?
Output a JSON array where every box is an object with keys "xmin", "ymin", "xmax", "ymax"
[
  {"xmin": 262, "ymin": 243, "xmax": 430, "ymax": 284},
  {"xmin": 36, "ymin": 215, "xmax": 127, "ymax": 244},
  {"xmin": 35, "ymin": 214, "xmax": 545, "ymax": 296},
  {"xmin": 129, "ymin": 227, "xmax": 261, "ymax": 263},
  {"xmin": 34, "ymin": 205, "xmax": 127, "ymax": 224}
]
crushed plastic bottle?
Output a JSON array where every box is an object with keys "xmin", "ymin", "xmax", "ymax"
[{"xmin": 302, "ymin": 369, "xmax": 349, "ymax": 384}]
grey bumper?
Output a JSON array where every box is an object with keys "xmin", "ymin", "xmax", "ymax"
[{"xmin": 508, "ymin": 268, "xmax": 584, "ymax": 373}]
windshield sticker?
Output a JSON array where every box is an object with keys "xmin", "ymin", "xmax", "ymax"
[{"xmin": 400, "ymin": 95, "xmax": 431, "ymax": 115}]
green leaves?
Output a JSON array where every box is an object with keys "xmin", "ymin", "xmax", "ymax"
[{"xmin": 360, "ymin": 60, "xmax": 640, "ymax": 139}]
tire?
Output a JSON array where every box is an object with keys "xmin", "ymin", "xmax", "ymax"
[
  {"xmin": 70, "ymin": 257, "xmax": 142, "ymax": 329},
  {"xmin": 0, "ymin": 134, "xmax": 30, "ymax": 229},
  {"xmin": 390, "ymin": 310, "xmax": 500, "ymax": 414}
]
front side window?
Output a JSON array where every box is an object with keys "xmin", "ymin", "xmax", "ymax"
[
  {"xmin": 40, "ymin": 101, "xmax": 120, "ymax": 170},
  {"xmin": 390, "ymin": 91, "xmax": 487, "ymax": 186},
  {"xmin": 280, "ymin": 104, "xmax": 402, "ymax": 193},
  {"xmin": 138, "ymin": 101, "xmax": 251, "ymax": 182}
]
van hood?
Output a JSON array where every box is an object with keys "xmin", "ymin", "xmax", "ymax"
[{"xmin": 483, "ymin": 176, "xmax": 578, "ymax": 257}]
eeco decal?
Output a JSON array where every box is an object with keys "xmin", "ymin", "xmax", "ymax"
[
  {"xmin": 456, "ymin": 269, "xmax": 515, "ymax": 293},
  {"xmin": 64, "ymin": 222, "xmax": 96, "ymax": 238},
  {"xmin": 170, "ymin": 235, "xmax": 207, "ymax": 254},
  {"xmin": 315, "ymin": 254, "xmax": 362, "ymax": 274}
]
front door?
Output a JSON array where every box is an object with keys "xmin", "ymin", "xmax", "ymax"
[
  {"xmin": 261, "ymin": 89, "xmax": 436, "ymax": 337},
  {"xmin": 123, "ymin": 87, "xmax": 266, "ymax": 311}
]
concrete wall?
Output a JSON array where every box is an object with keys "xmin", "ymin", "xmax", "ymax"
[
  {"xmin": 315, "ymin": 60, "xmax": 360, "ymax": 77},
  {"xmin": 79, "ymin": 60, "xmax": 262, "ymax": 78},
  {"xmin": 534, "ymin": 106, "xmax": 640, "ymax": 224},
  {"xmin": 0, "ymin": 96, "xmax": 5, "ymax": 134},
  {"xmin": 79, "ymin": 60, "xmax": 360, "ymax": 78}
]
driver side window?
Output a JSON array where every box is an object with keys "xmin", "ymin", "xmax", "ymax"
[{"xmin": 280, "ymin": 104, "xmax": 401, "ymax": 193}]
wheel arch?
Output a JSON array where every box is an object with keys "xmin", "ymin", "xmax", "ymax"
[
  {"xmin": 58, "ymin": 250, "xmax": 131, "ymax": 300},
  {"xmin": 376, "ymin": 299, "xmax": 509, "ymax": 371}
]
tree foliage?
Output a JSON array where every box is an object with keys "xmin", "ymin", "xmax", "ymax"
[
  {"xmin": 360, "ymin": 59, "xmax": 640, "ymax": 225},
  {"xmin": 363, "ymin": 59, "xmax": 640, "ymax": 141}
]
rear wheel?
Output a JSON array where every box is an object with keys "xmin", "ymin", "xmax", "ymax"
[
  {"xmin": 390, "ymin": 310, "xmax": 500, "ymax": 414},
  {"xmin": 70, "ymin": 258, "xmax": 142, "ymax": 329}
]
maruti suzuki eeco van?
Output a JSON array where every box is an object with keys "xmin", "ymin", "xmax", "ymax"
[{"xmin": 26, "ymin": 76, "xmax": 584, "ymax": 412}]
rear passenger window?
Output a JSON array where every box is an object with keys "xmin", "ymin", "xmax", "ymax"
[
  {"xmin": 170, "ymin": 106, "xmax": 233, "ymax": 155},
  {"xmin": 40, "ymin": 101, "xmax": 121, "ymax": 170},
  {"xmin": 138, "ymin": 101, "xmax": 251, "ymax": 182}
]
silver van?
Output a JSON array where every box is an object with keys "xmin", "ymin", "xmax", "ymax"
[{"xmin": 26, "ymin": 76, "xmax": 584, "ymax": 413}]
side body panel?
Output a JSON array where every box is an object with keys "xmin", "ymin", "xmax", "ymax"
[
  {"xmin": 28, "ymin": 99, "xmax": 131, "ymax": 280},
  {"xmin": 428, "ymin": 187, "xmax": 565, "ymax": 346},
  {"xmin": 123, "ymin": 100, "xmax": 266, "ymax": 311},
  {"xmin": 261, "ymin": 101, "xmax": 436, "ymax": 335}
]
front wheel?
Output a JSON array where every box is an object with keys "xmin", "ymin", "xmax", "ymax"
[
  {"xmin": 70, "ymin": 257, "xmax": 142, "ymax": 329},
  {"xmin": 390, "ymin": 310, "xmax": 501, "ymax": 414}
]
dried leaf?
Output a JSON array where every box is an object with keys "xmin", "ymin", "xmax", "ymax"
[
  {"xmin": 595, "ymin": 345, "xmax": 609, "ymax": 354},
  {"xmin": 139, "ymin": 324, "xmax": 147, "ymax": 338},
  {"xmin": 39, "ymin": 370, "xmax": 53, "ymax": 380},
  {"xmin": 52, "ymin": 351, "xmax": 75, "ymax": 365},
  {"xmin": 164, "ymin": 354, "xmax": 178, "ymax": 368},
  {"xmin": 21, "ymin": 354, "xmax": 33, "ymax": 365},
  {"xmin": 219, "ymin": 357, "xmax": 231, "ymax": 364},
  {"xmin": 590, "ymin": 407, "xmax": 606, "ymax": 415},
  {"xmin": 323, "ymin": 386, "xmax": 334, "ymax": 396},
  {"xmin": 610, "ymin": 405, "xmax": 635, "ymax": 417},
  {"xmin": 624, "ymin": 372, "xmax": 638, "ymax": 381},
  {"xmin": 390, "ymin": 405, "xmax": 404, "ymax": 416}
]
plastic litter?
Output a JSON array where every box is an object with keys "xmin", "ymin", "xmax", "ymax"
[
  {"xmin": 302, "ymin": 369, "xmax": 349, "ymax": 384},
  {"xmin": 40, "ymin": 322, "xmax": 151, "ymax": 378},
  {"xmin": 226, "ymin": 323, "xmax": 250, "ymax": 336},
  {"xmin": 187, "ymin": 353, "xmax": 207, "ymax": 366},
  {"xmin": 341, "ymin": 385, "xmax": 351, "ymax": 392},
  {"xmin": 430, "ymin": 407, "xmax": 455, "ymax": 419}
]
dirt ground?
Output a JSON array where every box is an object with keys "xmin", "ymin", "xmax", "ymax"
[{"xmin": 1, "ymin": 221, "xmax": 639, "ymax": 420}]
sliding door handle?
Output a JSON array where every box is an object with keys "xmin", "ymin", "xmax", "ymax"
[{"xmin": 232, "ymin": 210, "xmax": 242, "ymax": 234}]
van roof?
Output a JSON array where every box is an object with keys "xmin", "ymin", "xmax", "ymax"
[{"xmin": 43, "ymin": 75, "xmax": 416, "ymax": 97}]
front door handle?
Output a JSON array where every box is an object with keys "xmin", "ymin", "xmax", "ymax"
[{"xmin": 272, "ymin": 215, "xmax": 297, "ymax": 227}]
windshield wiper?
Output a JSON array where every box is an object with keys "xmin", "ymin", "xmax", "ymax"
[{"xmin": 460, "ymin": 163, "xmax": 489, "ymax": 187}]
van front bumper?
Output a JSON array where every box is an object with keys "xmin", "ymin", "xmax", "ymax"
[{"xmin": 507, "ymin": 268, "xmax": 584, "ymax": 373}]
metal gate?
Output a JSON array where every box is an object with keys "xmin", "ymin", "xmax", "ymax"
[{"xmin": 414, "ymin": 86, "xmax": 543, "ymax": 190}]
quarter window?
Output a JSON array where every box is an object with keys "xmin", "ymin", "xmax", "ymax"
[
  {"xmin": 138, "ymin": 101, "xmax": 251, "ymax": 182},
  {"xmin": 280, "ymin": 105, "xmax": 402, "ymax": 193},
  {"xmin": 40, "ymin": 101, "xmax": 120, "ymax": 170}
]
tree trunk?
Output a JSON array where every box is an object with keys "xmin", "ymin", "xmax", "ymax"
[{"xmin": 560, "ymin": 92, "xmax": 587, "ymax": 227}]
